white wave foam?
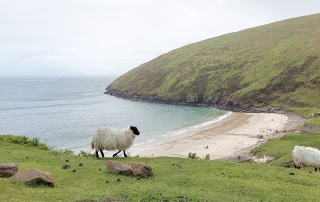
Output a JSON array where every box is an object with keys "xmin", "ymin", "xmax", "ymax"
[
  {"xmin": 134, "ymin": 111, "xmax": 232, "ymax": 148},
  {"xmin": 175, "ymin": 111, "xmax": 232, "ymax": 134},
  {"xmin": 133, "ymin": 138, "xmax": 155, "ymax": 147}
]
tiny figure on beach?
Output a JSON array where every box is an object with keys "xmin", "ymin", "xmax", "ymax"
[{"xmin": 204, "ymin": 145, "xmax": 209, "ymax": 149}]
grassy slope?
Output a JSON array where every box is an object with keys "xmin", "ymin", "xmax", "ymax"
[
  {"xmin": 107, "ymin": 13, "xmax": 320, "ymax": 108},
  {"xmin": 1, "ymin": 125, "xmax": 320, "ymax": 202}
]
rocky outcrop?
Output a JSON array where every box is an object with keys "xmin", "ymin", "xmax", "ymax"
[
  {"xmin": 10, "ymin": 168, "xmax": 54, "ymax": 187},
  {"xmin": 104, "ymin": 89, "xmax": 275, "ymax": 113},
  {"xmin": 0, "ymin": 163, "xmax": 18, "ymax": 177},
  {"xmin": 106, "ymin": 160, "xmax": 153, "ymax": 178}
]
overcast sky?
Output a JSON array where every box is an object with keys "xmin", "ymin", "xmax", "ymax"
[{"xmin": 0, "ymin": 0, "xmax": 319, "ymax": 75}]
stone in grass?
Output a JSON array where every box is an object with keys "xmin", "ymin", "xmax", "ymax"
[
  {"xmin": 10, "ymin": 168, "xmax": 54, "ymax": 187},
  {"xmin": 106, "ymin": 160, "xmax": 133, "ymax": 176},
  {"xmin": 129, "ymin": 162, "xmax": 153, "ymax": 178},
  {"xmin": 0, "ymin": 163, "xmax": 18, "ymax": 177},
  {"xmin": 227, "ymin": 156, "xmax": 252, "ymax": 163},
  {"xmin": 106, "ymin": 160, "xmax": 153, "ymax": 178}
]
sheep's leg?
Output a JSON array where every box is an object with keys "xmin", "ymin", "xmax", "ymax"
[
  {"xmin": 315, "ymin": 168, "xmax": 318, "ymax": 171},
  {"xmin": 113, "ymin": 150, "xmax": 121, "ymax": 158},
  {"xmin": 294, "ymin": 163, "xmax": 297, "ymax": 169},
  {"xmin": 95, "ymin": 151, "xmax": 99, "ymax": 159},
  {"xmin": 100, "ymin": 150, "xmax": 104, "ymax": 158},
  {"xmin": 123, "ymin": 151, "xmax": 127, "ymax": 157}
]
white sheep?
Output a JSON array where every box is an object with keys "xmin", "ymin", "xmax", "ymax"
[
  {"xmin": 91, "ymin": 126, "xmax": 140, "ymax": 158},
  {"xmin": 292, "ymin": 145, "xmax": 320, "ymax": 171}
]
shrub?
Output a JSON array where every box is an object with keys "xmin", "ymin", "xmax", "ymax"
[
  {"xmin": 188, "ymin": 152, "xmax": 200, "ymax": 159},
  {"xmin": 0, "ymin": 135, "xmax": 49, "ymax": 150}
]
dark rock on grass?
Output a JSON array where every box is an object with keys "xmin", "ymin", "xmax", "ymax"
[
  {"xmin": 0, "ymin": 163, "xmax": 18, "ymax": 177},
  {"xmin": 227, "ymin": 156, "xmax": 252, "ymax": 163},
  {"xmin": 62, "ymin": 165, "xmax": 70, "ymax": 169},
  {"xmin": 10, "ymin": 168, "xmax": 54, "ymax": 187},
  {"xmin": 289, "ymin": 172, "xmax": 295, "ymax": 175},
  {"xmin": 79, "ymin": 163, "xmax": 83, "ymax": 166}
]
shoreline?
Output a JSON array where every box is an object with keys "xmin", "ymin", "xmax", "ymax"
[{"xmin": 129, "ymin": 112, "xmax": 304, "ymax": 160}]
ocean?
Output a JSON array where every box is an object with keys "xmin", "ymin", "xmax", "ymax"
[{"xmin": 0, "ymin": 76, "xmax": 230, "ymax": 154}]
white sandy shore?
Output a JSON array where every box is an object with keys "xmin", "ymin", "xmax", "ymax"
[{"xmin": 129, "ymin": 112, "xmax": 303, "ymax": 160}]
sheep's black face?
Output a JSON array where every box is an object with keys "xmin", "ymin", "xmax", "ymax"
[{"xmin": 130, "ymin": 126, "xmax": 140, "ymax": 135}]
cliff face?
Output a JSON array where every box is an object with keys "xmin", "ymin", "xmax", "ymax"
[
  {"xmin": 105, "ymin": 13, "xmax": 320, "ymax": 111},
  {"xmin": 105, "ymin": 88, "xmax": 271, "ymax": 113}
]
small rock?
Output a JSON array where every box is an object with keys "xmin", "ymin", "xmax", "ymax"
[
  {"xmin": 10, "ymin": 168, "xmax": 54, "ymax": 187},
  {"xmin": 129, "ymin": 162, "xmax": 154, "ymax": 178},
  {"xmin": 302, "ymin": 125, "xmax": 314, "ymax": 133},
  {"xmin": 282, "ymin": 163, "xmax": 290, "ymax": 168},
  {"xmin": 227, "ymin": 156, "xmax": 252, "ymax": 163},
  {"xmin": 289, "ymin": 172, "xmax": 294, "ymax": 175},
  {"xmin": 106, "ymin": 161, "xmax": 133, "ymax": 176},
  {"xmin": 62, "ymin": 165, "xmax": 70, "ymax": 169},
  {"xmin": 79, "ymin": 163, "xmax": 83, "ymax": 166},
  {"xmin": 72, "ymin": 169, "xmax": 76, "ymax": 172},
  {"xmin": 256, "ymin": 135, "xmax": 264, "ymax": 139},
  {"xmin": 117, "ymin": 178, "xmax": 121, "ymax": 182},
  {"xmin": 0, "ymin": 163, "xmax": 18, "ymax": 177}
]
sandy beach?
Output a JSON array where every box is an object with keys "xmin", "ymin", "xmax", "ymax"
[{"xmin": 130, "ymin": 112, "xmax": 304, "ymax": 160}]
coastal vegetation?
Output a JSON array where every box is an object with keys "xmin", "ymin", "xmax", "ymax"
[{"xmin": 106, "ymin": 13, "xmax": 320, "ymax": 111}]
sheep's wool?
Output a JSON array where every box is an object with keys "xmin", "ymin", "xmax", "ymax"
[
  {"xmin": 92, "ymin": 126, "xmax": 136, "ymax": 151},
  {"xmin": 292, "ymin": 145, "xmax": 320, "ymax": 168}
]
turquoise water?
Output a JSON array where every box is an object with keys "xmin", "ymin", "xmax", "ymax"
[{"xmin": 0, "ymin": 76, "xmax": 230, "ymax": 153}]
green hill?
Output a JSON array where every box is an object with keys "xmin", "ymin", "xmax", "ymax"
[{"xmin": 106, "ymin": 13, "xmax": 320, "ymax": 111}]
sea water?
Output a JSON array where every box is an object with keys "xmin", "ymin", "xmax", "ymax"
[{"xmin": 0, "ymin": 76, "xmax": 230, "ymax": 154}]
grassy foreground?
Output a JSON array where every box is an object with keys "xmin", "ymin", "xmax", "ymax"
[{"xmin": 1, "ymin": 130, "xmax": 320, "ymax": 202}]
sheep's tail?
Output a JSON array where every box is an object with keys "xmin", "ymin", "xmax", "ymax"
[{"xmin": 91, "ymin": 141, "xmax": 95, "ymax": 150}]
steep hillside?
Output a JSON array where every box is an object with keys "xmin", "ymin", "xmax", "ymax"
[{"xmin": 106, "ymin": 13, "xmax": 320, "ymax": 111}]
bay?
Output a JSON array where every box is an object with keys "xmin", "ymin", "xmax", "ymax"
[{"xmin": 0, "ymin": 76, "xmax": 230, "ymax": 154}]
